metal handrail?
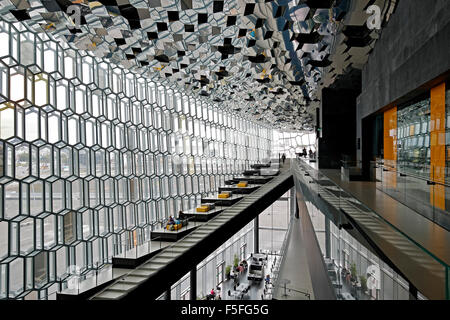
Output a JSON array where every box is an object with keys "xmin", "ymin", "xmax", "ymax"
[{"xmin": 271, "ymin": 215, "xmax": 294, "ymax": 297}]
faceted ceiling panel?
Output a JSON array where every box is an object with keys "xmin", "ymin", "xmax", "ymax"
[{"xmin": 0, "ymin": 0, "xmax": 394, "ymax": 131}]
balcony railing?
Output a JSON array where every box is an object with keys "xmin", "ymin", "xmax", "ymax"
[
  {"xmin": 376, "ymin": 160, "xmax": 450, "ymax": 229},
  {"xmin": 292, "ymin": 157, "xmax": 450, "ymax": 300}
]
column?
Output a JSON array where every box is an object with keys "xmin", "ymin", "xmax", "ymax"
[
  {"xmin": 190, "ymin": 268, "xmax": 197, "ymax": 300},
  {"xmin": 254, "ymin": 216, "xmax": 259, "ymax": 253},
  {"xmin": 430, "ymin": 82, "xmax": 446, "ymax": 210},
  {"xmin": 383, "ymin": 106, "xmax": 397, "ymax": 188}
]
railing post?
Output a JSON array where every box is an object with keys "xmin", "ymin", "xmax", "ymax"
[{"xmin": 190, "ymin": 268, "xmax": 197, "ymax": 301}]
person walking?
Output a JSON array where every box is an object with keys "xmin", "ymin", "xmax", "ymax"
[{"xmin": 281, "ymin": 153, "xmax": 286, "ymax": 164}]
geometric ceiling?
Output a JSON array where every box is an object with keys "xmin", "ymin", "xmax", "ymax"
[{"xmin": 0, "ymin": 0, "xmax": 396, "ymax": 131}]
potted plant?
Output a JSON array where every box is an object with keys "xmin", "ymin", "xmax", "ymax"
[
  {"xmin": 350, "ymin": 263, "xmax": 357, "ymax": 282},
  {"xmin": 225, "ymin": 265, "xmax": 232, "ymax": 280},
  {"xmin": 233, "ymin": 254, "xmax": 239, "ymax": 270},
  {"xmin": 359, "ymin": 275, "xmax": 368, "ymax": 294}
]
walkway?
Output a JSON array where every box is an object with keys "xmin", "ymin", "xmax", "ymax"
[
  {"xmin": 272, "ymin": 217, "xmax": 314, "ymax": 300},
  {"xmin": 295, "ymin": 159, "xmax": 450, "ymax": 299}
]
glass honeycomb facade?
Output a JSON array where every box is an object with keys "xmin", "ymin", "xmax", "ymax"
[
  {"xmin": 0, "ymin": 20, "xmax": 271, "ymax": 300},
  {"xmin": 272, "ymin": 130, "xmax": 316, "ymax": 159}
]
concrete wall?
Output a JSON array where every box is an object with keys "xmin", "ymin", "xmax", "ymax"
[
  {"xmin": 320, "ymin": 88, "xmax": 358, "ymax": 169},
  {"xmin": 357, "ymin": 0, "xmax": 450, "ymax": 160}
]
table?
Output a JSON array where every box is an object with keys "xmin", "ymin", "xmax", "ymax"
[
  {"xmin": 340, "ymin": 292, "xmax": 356, "ymax": 300},
  {"xmin": 263, "ymin": 293, "xmax": 272, "ymax": 300},
  {"xmin": 230, "ymin": 283, "xmax": 250, "ymax": 300},
  {"xmin": 230, "ymin": 290, "xmax": 243, "ymax": 300},
  {"xmin": 252, "ymin": 253, "xmax": 267, "ymax": 264},
  {"xmin": 279, "ymin": 279, "xmax": 291, "ymax": 297},
  {"xmin": 236, "ymin": 283, "xmax": 250, "ymax": 292}
]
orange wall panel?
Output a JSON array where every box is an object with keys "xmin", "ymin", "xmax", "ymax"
[
  {"xmin": 384, "ymin": 107, "xmax": 397, "ymax": 161},
  {"xmin": 384, "ymin": 107, "xmax": 397, "ymax": 187},
  {"xmin": 430, "ymin": 83, "xmax": 446, "ymax": 209}
]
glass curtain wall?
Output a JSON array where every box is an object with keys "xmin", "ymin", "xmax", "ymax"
[
  {"xmin": 307, "ymin": 202, "xmax": 415, "ymax": 300},
  {"xmin": 379, "ymin": 86, "xmax": 450, "ymax": 227},
  {"xmin": 158, "ymin": 222, "xmax": 254, "ymax": 300},
  {"xmin": 0, "ymin": 20, "xmax": 271, "ymax": 300},
  {"xmin": 272, "ymin": 130, "xmax": 316, "ymax": 159},
  {"xmin": 258, "ymin": 190, "xmax": 292, "ymax": 254},
  {"xmin": 397, "ymin": 97, "xmax": 431, "ymax": 177}
]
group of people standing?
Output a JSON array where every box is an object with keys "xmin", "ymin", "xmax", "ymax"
[
  {"xmin": 298, "ymin": 148, "xmax": 315, "ymax": 159},
  {"xmin": 208, "ymin": 288, "xmax": 221, "ymax": 300},
  {"xmin": 280, "ymin": 148, "xmax": 316, "ymax": 163}
]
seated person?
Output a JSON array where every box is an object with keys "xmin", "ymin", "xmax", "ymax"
[
  {"xmin": 168, "ymin": 216, "xmax": 175, "ymax": 225},
  {"xmin": 210, "ymin": 288, "xmax": 216, "ymax": 297},
  {"xmin": 178, "ymin": 210, "xmax": 185, "ymax": 219},
  {"xmin": 265, "ymin": 274, "xmax": 271, "ymax": 284}
]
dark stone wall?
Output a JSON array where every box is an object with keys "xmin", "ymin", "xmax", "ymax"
[
  {"xmin": 319, "ymin": 88, "xmax": 358, "ymax": 169},
  {"xmin": 357, "ymin": 0, "xmax": 450, "ymax": 162},
  {"xmin": 358, "ymin": 0, "xmax": 450, "ymax": 119}
]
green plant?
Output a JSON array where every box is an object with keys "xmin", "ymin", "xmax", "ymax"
[
  {"xmin": 233, "ymin": 254, "xmax": 239, "ymax": 268},
  {"xmin": 350, "ymin": 263, "xmax": 357, "ymax": 280},
  {"xmin": 359, "ymin": 275, "xmax": 367, "ymax": 293},
  {"xmin": 225, "ymin": 265, "xmax": 232, "ymax": 276}
]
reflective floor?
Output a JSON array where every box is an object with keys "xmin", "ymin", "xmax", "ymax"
[{"xmin": 321, "ymin": 169, "xmax": 450, "ymax": 266}]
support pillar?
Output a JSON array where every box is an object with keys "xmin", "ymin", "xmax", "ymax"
[
  {"xmin": 254, "ymin": 216, "xmax": 259, "ymax": 253},
  {"xmin": 325, "ymin": 216, "xmax": 331, "ymax": 258},
  {"xmin": 190, "ymin": 268, "xmax": 197, "ymax": 300}
]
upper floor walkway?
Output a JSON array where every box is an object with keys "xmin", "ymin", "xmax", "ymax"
[{"xmin": 293, "ymin": 158, "xmax": 450, "ymax": 299}]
